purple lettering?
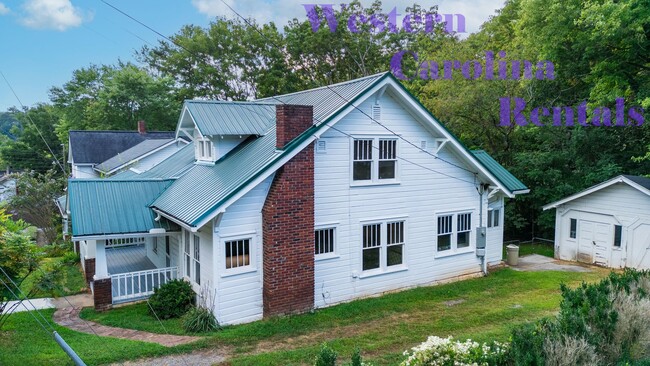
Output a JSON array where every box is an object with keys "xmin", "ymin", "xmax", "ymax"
[
  {"xmin": 591, "ymin": 107, "xmax": 611, "ymax": 126},
  {"xmin": 403, "ymin": 14, "xmax": 421, "ymax": 33},
  {"xmin": 387, "ymin": 6, "xmax": 400, "ymax": 33},
  {"xmin": 535, "ymin": 61, "xmax": 555, "ymax": 80},
  {"xmin": 498, "ymin": 51, "xmax": 507, "ymax": 80},
  {"xmin": 302, "ymin": 4, "xmax": 338, "ymax": 32},
  {"xmin": 531, "ymin": 107, "xmax": 550, "ymax": 126},
  {"xmin": 390, "ymin": 50, "xmax": 417, "ymax": 81},
  {"xmin": 577, "ymin": 101, "xmax": 588, "ymax": 126},
  {"xmin": 615, "ymin": 98, "xmax": 626, "ymax": 126},
  {"xmin": 348, "ymin": 14, "xmax": 367, "ymax": 33},
  {"xmin": 419, "ymin": 61, "xmax": 440, "ymax": 80},
  {"xmin": 628, "ymin": 106, "xmax": 645, "ymax": 126},
  {"xmin": 552, "ymin": 106, "xmax": 574, "ymax": 126}
]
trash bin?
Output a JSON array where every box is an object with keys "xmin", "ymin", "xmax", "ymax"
[{"xmin": 506, "ymin": 244, "xmax": 519, "ymax": 266}]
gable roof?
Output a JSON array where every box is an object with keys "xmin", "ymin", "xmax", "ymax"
[
  {"xmin": 471, "ymin": 150, "xmax": 529, "ymax": 193},
  {"xmin": 95, "ymin": 138, "xmax": 175, "ymax": 174},
  {"xmin": 109, "ymin": 141, "xmax": 197, "ymax": 180},
  {"xmin": 69, "ymin": 131, "xmax": 175, "ymax": 164},
  {"xmin": 183, "ymin": 101, "xmax": 276, "ymax": 136},
  {"xmin": 68, "ymin": 179, "xmax": 176, "ymax": 238},
  {"xmin": 543, "ymin": 175, "xmax": 650, "ymax": 210}
]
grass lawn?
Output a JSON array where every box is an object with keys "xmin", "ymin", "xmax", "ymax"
[
  {"xmin": 503, "ymin": 241, "xmax": 555, "ymax": 259},
  {"xmin": 19, "ymin": 257, "xmax": 87, "ymax": 298},
  {"xmin": 67, "ymin": 268, "xmax": 610, "ymax": 365}
]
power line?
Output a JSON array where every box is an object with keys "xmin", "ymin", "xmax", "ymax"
[
  {"xmin": 0, "ymin": 71, "xmax": 66, "ymax": 174},
  {"xmin": 0, "ymin": 268, "xmax": 56, "ymax": 337}
]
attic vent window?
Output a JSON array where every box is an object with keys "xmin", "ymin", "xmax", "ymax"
[
  {"xmin": 316, "ymin": 140, "xmax": 327, "ymax": 153},
  {"xmin": 420, "ymin": 141, "xmax": 427, "ymax": 150},
  {"xmin": 372, "ymin": 105, "xmax": 381, "ymax": 121},
  {"xmin": 197, "ymin": 138, "xmax": 214, "ymax": 162}
]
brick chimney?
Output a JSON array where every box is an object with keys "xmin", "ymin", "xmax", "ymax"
[
  {"xmin": 275, "ymin": 105, "xmax": 313, "ymax": 149},
  {"xmin": 261, "ymin": 105, "xmax": 315, "ymax": 317},
  {"xmin": 137, "ymin": 120, "xmax": 146, "ymax": 134}
]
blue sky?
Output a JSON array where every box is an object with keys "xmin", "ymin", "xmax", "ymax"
[{"xmin": 0, "ymin": 0, "xmax": 504, "ymax": 111}]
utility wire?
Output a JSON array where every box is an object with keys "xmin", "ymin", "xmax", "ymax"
[
  {"xmin": 0, "ymin": 71, "xmax": 66, "ymax": 174},
  {"xmin": 0, "ymin": 269, "xmax": 56, "ymax": 338},
  {"xmin": 0, "ymin": 266, "xmax": 57, "ymax": 332}
]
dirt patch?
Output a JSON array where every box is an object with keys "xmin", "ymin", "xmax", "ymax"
[{"xmin": 444, "ymin": 299, "xmax": 466, "ymax": 307}]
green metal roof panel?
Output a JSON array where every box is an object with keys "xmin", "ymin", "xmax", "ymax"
[
  {"xmin": 258, "ymin": 72, "xmax": 386, "ymax": 123},
  {"xmin": 151, "ymin": 131, "xmax": 280, "ymax": 225},
  {"xmin": 186, "ymin": 101, "xmax": 276, "ymax": 136},
  {"xmin": 471, "ymin": 150, "xmax": 528, "ymax": 192},
  {"xmin": 68, "ymin": 179, "xmax": 175, "ymax": 237}
]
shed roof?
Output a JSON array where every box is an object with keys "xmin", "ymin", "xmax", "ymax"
[
  {"xmin": 109, "ymin": 141, "xmax": 197, "ymax": 180},
  {"xmin": 471, "ymin": 150, "xmax": 529, "ymax": 193},
  {"xmin": 68, "ymin": 179, "xmax": 175, "ymax": 237},
  {"xmin": 95, "ymin": 138, "xmax": 174, "ymax": 174},
  {"xmin": 69, "ymin": 131, "xmax": 175, "ymax": 164},
  {"xmin": 543, "ymin": 175, "xmax": 650, "ymax": 210},
  {"xmin": 184, "ymin": 101, "xmax": 275, "ymax": 136}
]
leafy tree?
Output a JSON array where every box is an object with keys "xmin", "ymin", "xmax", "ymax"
[
  {"xmin": 0, "ymin": 112, "xmax": 20, "ymax": 140},
  {"xmin": 8, "ymin": 170, "xmax": 64, "ymax": 244}
]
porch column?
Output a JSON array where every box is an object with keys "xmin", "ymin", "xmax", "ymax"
[
  {"xmin": 83, "ymin": 240, "xmax": 97, "ymax": 284},
  {"xmin": 93, "ymin": 240, "xmax": 112, "ymax": 311}
]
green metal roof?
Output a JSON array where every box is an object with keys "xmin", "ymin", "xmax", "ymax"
[
  {"xmin": 185, "ymin": 101, "xmax": 276, "ymax": 136},
  {"xmin": 109, "ymin": 142, "xmax": 196, "ymax": 180},
  {"xmin": 471, "ymin": 150, "xmax": 529, "ymax": 193},
  {"xmin": 68, "ymin": 179, "xmax": 175, "ymax": 237}
]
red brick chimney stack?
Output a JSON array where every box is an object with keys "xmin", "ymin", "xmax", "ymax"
[
  {"xmin": 275, "ymin": 105, "xmax": 313, "ymax": 149},
  {"xmin": 137, "ymin": 120, "xmax": 146, "ymax": 134}
]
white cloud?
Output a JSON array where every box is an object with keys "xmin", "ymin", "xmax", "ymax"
[
  {"xmin": 21, "ymin": 0, "xmax": 92, "ymax": 31},
  {"xmin": 191, "ymin": 0, "xmax": 504, "ymax": 34},
  {"xmin": 0, "ymin": 2, "xmax": 9, "ymax": 15}
]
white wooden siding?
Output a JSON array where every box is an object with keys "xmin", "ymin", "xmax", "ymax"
[
  {"xmin": 554, "ymin": 183, "xmax": 650, "ymax": 269},
  {"xmin": 314, "ymin": 91, "xmax": 488, "ymax": 308},
  {"xmin": 486, "ymin": 196, "xmax": 504, "ymax": 265},
  {"xmin": 211, "ymin": 176, "xmax": 272, "ymax": 325},
  {"xmin": 71, "ymin": 165, "xmax": 98, "ymax": 179}
]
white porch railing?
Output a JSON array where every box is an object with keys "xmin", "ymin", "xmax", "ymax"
[
  {"xmin": 110, "ymin": 266, "xmax": 178, "ymax": 304},
  {"xmin": 107, "ymin": 237, "xmax": 146, "ymax": 248}
]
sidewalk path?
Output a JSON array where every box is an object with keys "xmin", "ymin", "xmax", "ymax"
[
  {"xmin": 51, "ymin": 294, "xmax": 201, "ymax": 347},
  {"xmin": 3, "ymin": 297, "xmax": 55, "ymax": 314},
  {"xmin": 510, "ymin": 254, "xmax": 593, "ymax": 272}
]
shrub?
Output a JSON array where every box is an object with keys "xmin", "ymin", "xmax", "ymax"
[
  {"xmin": 314, "ymin": 343, "xmax": 337, "ymax": 366},
  {"xmin": 351, "ymin": 347, "xmax": 363, "ymax": 366},
  {"xmin": 44, "ymin": 242, "xmax": 70, "ymax": 257},
  {"xmin": 147, "ymin": 279, "xmax": 194, "ymax": 319},
  {"xmin": 543, "ymin": 335, "xmax": 597, "ymax": 366},
  {"xmin": 401, "ymin": 336, "xmax": 509, "ymax": 366},
  {"xmin": 181, "ymin": 306, "xmax": 219, "ymax": 333},
  {"xmin": 509, "ymin": 320, "xmax": 555, "ymax": 366},
  {"xmin": 61, "ymin": 251, "xmax": 79, "ymax": 265}
]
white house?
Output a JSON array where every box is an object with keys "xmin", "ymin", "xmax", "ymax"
[
  {"xmin": 544, "ymin": 175, "xmax": 650, "ymax": 270},
  {"xmin": 67, "ymin": 73, "xmax": 528, "ymax": 324},
  {"xmin": 68, "ymin": 121, "xmax": 185, "ymax": 178}
]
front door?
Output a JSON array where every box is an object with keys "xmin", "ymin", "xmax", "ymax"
[{"xmin": 578, "ymin": 220, "xmax": 611, "ymax": 266}]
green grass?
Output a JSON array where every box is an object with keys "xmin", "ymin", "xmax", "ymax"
[
  {"xmin": 19, "ymin": 257, "xmax": 87, "ymax": 298},
  {"xmin": 503, "ymin": 241, "xmax": 555, "ymax": 259},
  {"xmin": 71, "ymin": 268, "xmax": 610, "ymax": 365}
]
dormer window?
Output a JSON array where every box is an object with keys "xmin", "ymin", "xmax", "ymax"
[{"xmin": 196, "ymin": 138, "xmax": 214, "ymax": 162}]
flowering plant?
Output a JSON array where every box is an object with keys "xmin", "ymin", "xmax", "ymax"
[{"xmin": 400, "ymin": 336, "xmax": 509, "ymax": 366}]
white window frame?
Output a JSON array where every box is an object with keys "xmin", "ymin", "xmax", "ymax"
[
  {"xmin": 350, "ymin": 137, "xmax": 399, "ymax": 185},
  {"xmin": 435, "ymin": 211, "xmax": 474, "ymax": 256},
  {"xmin": 569, "ymin": 218, "xmax": 577, "ymax": 240},
  {"xmin": 487, "ymin": 208, "xmax": 500, "ymax": 228},
  {"xmin": 152, "ymin": 237, "xmax": 158, "ymax": 254},
  {"xmin": 183, "ymin": 229, "xmax": 191, "ymax": 278},
  {"xmin": 193, "ymin": 234, "xmax": 201, "ymax": 285},
  {"xmin": 196, "ymin": 137, "xmax": 214, "ymax": 162},
  {"xmin": 165, "ymin": 236, "xmax": 171, "ymax": 268},
  {"xmin": 221, "ymin": 233, "xmax": 257, "ymax": 277},
  {"xmin": 360, "ymin": 218, "xmax": 407, "ymax": 276},
  {"xmin": 315, "ymin": 225, "xmax": 338, "ymax": 260}
]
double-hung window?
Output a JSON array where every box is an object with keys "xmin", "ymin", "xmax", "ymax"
[
  {"xmin": 487, "ymin": 209, "xmax": 500, "ymax": 228},
  {"xmin": 193, "ymin": 235, "xmax": 201, "ymax": 285},
  {"xmin": 352, "ymin": 138, "xmax": 398, "ymax": 183},
  {"xmin": 362, "ymin": 220, "xmax": 406, "ymax": 272},
  {"xmin": 184, "ymin": 230, "xmax": 191, "ymax": 278},
  {"xmin": 569, "ymin": 219, "xmax": 577, "ymax": 239},
  {"xmin": 436, "ymin": 212, "xmax": 473, "ymax": 253}
]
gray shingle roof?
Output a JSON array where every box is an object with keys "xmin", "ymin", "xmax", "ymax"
[
  {"xmin": 109, "ymin": 142, "xmax": 196, "ymax": 180},
  {"xmin": 69, "ymin": 131, "xmax": 175, "ymax": 164},
  {"xmin": 623, "ymin": 175, "xmax": 650, "ymax": 191},
  {"xmin": 95, "ymin": 139, "xmax": 174, "ymax": 174}
]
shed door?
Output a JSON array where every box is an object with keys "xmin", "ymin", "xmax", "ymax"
[
  {"xmin": 630, "ymin": 223, "xmax": 650, "ymax": 269},
  {"xmin": 577, "ymin": 220, "xmax": 611, "ymax": 266}
]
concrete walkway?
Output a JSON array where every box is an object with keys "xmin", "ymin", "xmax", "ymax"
[
  {"xmin": 510, "ymin": 254, "xmax": 593, "ymax": 272},
  {"xmin": 51, "ymin": 294, "xmax": 201, "ymax": 348},
  {"xmin": 3, "ymin": 297, "xmax": 55, "ymax": 314}
]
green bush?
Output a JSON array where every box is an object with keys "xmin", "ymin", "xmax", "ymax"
[
  {"xmin": 509, "ymin": 320, "xmax": 554, "ymax": 366},
  {"xmin": 314, "ymin": 343, "xmax": 337, "ymax": 366},
  {"xmin": 181, "ymin": 306, "xmax": 219, "ymax": 333},
  {"xmin": 61, "ymin": 251, "xmax": 79, "ymax": 265},
  {"xmin": 147, "ymin": 279, "xmax": 194, "ymax": 319},
  {"xmin": 351, "ymin": 347, "xmax": 363, "ymax": 366},
  {"xmin": 43, "ymin": 242, "xmax": 70, "ymax": 257}
]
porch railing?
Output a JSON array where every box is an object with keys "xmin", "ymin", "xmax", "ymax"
[
  {"xmin": 107, "ymin": 237, "xmax": 146, "ymax": 248},
  {"xmin": 110, "ymin": 266, "xmax": 178, "ymax": 304}
]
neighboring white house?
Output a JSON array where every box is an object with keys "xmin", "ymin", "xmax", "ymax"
[
  {"xmin": 67, "ymin": 72, "xmax": 528, "ymax": 324},
  {"xmin": 68, "ymin": 121, "xmax": 185, "ymax": 178},
  {"xmin": 543, "ymin": 175, "xmax": 650, "ymax": 270}
]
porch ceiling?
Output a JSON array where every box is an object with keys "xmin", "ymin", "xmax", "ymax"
[{"xmin": 106, "ymin": 245, "xmax": 156, "ymax": 275}]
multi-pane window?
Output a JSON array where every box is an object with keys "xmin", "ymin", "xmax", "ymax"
[
  {"xmin": 437, "ymin": 215, "xmax": 452, "ymax": 251},
  {"xmin": 193, "ymin": 235, "xmax": 201, "ymax": 285},
  {"xmin": 353, "ymin": 139, "xmax": 373, "ymax": 181},
  {"xmin": 488, "ymin": 209, "xmax": 500, "ymax": 228},
  {"xmin": 437, "ymin": 213, "xmax": 473, "ymax": 252},
  {"xmin": 152, "ymin": 237, "xmax": 158, "ymax": 254},
  {"xmin": 378, "ymin": 139, "xmax": 397, "ymax": 179},
  {"xmin": 197, "ymin": 139, "xmax": 213, "ymax": 161},
  {"xmin": 184, "ymin": 230, "xmax": 191, "ymax": 277},
  {"xmin": 614, "ymin": 225, "xmax": 622, "ymax": 247},
  {"xmin": 387, "ymin": 221, "xmax": 404, "ymax": 266},
  {"xmin": 315, "ymin": 228, "xmax": 335, "ymax": 256},
  {"xmin": 225, "ymin": 239, "xmax": 251, "ymax": 269},
  {"xmin": 352, "ymin": 138, "xmax": 398, "ymax": 182},
  {"xmin": 569, "ymin": 219, "xmax": 577, "ymax": 239},
  {"xmin": 362, "ymin": 220, "xmax": 405, "ymax": 272},
  {"xmin": 457, "ymin": 213, "xmax": 471, "ymax": 249}
]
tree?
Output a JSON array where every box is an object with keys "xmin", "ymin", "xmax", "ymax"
[
  {"xmin": 8, "ymin": 170, "xmax": 64, "ymax": 244},
  {"xmin": 50, "ymin": 62, "xmax": 181, "ymax": 140}
]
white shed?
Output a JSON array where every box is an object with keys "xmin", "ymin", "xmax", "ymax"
[{"xmin": 543, "ymin": 175, "xmax": 650, "ymax": 269}]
